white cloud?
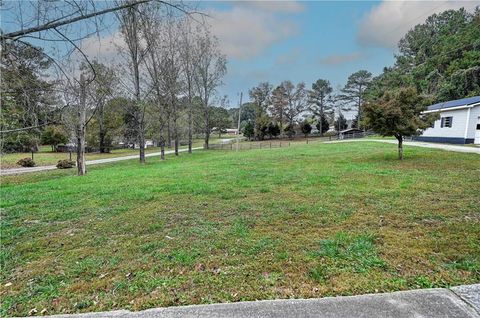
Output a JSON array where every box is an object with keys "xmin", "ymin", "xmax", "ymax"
[
  {"xmin": 235, "ymin": 0, "xmax": 305, "ymax": 13},
  {"xmin": 358, "ymin": 0, "xmax": 479, "ymax": 49},
  {"xmin": 318, "ymin": 52, "xmax": 367, "ymax": 65},
  {"xmin": 208, "ymin": 6, "xmax": 299, "ymax": 59},
  {"xmin": 79, "ymin": 31, "xmax": 125, "ymax": 62},
  {"xmin": 79, "ymin": 2, "xmax": 301, "ymax": 62}
]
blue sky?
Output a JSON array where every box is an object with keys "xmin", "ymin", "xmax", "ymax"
[
  {"xmin": 210, "ymin": 1, "xmax": 394, "ymax": 105},
  {"xmin": 3, "ymin": 0, "xmax": 478, "ymax": 111},
  {"xmin": 196, "ymin": 1, "xmax": 478, "ymax": 107}
]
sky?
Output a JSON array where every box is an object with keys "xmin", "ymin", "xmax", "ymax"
[
  {"xmin": 201, "ymin": 0, "xmax": 479, "ymax": 107},
  {"xmin": 3, "ymin": 0, "xmax": 479, "ymax": 110}
]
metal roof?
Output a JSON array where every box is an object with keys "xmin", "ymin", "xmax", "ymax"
[{"xmin": 427, "ymin": 96, "xmax": 480, "ymax": 111}]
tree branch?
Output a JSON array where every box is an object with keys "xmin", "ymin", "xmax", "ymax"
[{"xmin": 1, "ymin": 0, "xmax": 150, "ymax": 40}]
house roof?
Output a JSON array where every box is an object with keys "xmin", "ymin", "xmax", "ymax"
[
  {"xmin": 427, "ymin": 96, "xmax": 480, "ymax": 111},
  {"xmin": 340, "ymin": 128, "xmax": 364, "ymax": 133}
]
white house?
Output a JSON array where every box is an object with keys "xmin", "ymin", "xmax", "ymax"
[{"xmin": 416, "ymin": 96, "xmax": 480, "ymax": 145}]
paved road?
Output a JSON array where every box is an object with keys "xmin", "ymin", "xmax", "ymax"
[
  {"xmin": 32, "ymin": 284, "xmax": 480, "ymax": 318},
  {"xmin": 327, "ymin": 139, "xmax": 480, "ymax": 154},
  {"xmin": 1, "ymin": 147, "xmax": 203, "ymax": 176}
]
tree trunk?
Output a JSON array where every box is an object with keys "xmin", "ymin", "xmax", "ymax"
[
  {"xmin": 167, "ymin": 117, "xmax": 172, "ymax": 148},
  {"xmin": 159, "ymin": 124, "xmax": 165, "ymax": 160},
  {"xmin": 204, "ymin": 106, "xmax": 210, "ymax": 149},
  {"xmin": 76, "ymin": 74, "xmax": 87, "ymax": 176},
  {"xmin": 99, "ymin": 104, "xmax": 106, "ymax": 153},
  {"xmin": 139, "ymin": 123, "xmax": 145, "ymax": 164},
  {"xmin": 160, "ymin": 136, "xmax": 165, "ymax": 160},
  {"xmin": 173, "ymin": 116, "xmax": 179, "ymax": 156},
  {"xmin": 188, "ymin": 108, "xmax": 192, "ymax": 154},
  {"xmin": 395, "ymin": 133, "xmax": 403, "ymax": 160},
  {"xmin": 319, "ymin": 114, "xmax": 323, "ymax": 137}
]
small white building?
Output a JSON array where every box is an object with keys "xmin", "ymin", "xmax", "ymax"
[{"xmin": 417, "ymin": 96, "xmax": 480, "ymax": 144}]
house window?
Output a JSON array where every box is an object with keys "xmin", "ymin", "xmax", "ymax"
[{"xmin": 441, "ymin": 116, "xmax": 452, "ymax": 128}]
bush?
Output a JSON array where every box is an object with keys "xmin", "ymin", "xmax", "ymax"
[
  {"xmin": 2, "ymin": 132, "xmax": 38, "ymax": 153},
  {"xmin": 56, "ymin": 159, "xmax": 76, "ymax": 169},
  {"xmin": 243, "ymin": 121, "xmax": 255, "ymax": 140},
  {"xmin": 284, "ymin": 124, "xmax": 296, "ymax": 138},
  {"xmin": 300, "ymin": 121, "xmax": 312, "ymax": 137},
  {"xmin": 16, "ymin": 157, "xmax": 36, "ymax": 167},
  {"xmin": 41, "ymin": 126, "xmax": 68, "ymax": 151}
]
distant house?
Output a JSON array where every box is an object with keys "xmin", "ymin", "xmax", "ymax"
[
  {"xmin": 225, "ymin": 128, "xmax": 239, "ymax": 135},
  {"xmin": 339, "ymin": 128, "xmax": 364, "ymax": 139},
  {"xmin": 132, "ymin": 139, "xmax": 155, "ymax": 149},
  {"xmin": 416, "ymin": 96, "xmax": 480, "ymax": 144}
]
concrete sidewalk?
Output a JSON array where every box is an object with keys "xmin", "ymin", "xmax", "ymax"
[{"xmin": 33, "ymin": 284, "xmax": 480, "ymax": 318}]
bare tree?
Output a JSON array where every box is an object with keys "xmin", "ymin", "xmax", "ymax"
[
  {"xmin": 308, "ymin": 79, "xmax": 334, "ymax": 136},
  {"xmin": 269, "ymin": 85, "xmax": 287, "ymax": 133},
  {"xmin": 283, "ymin": 81, "xmax": 307, "ymax": 131},
  {"xmin": 249, "ymin": 82, "xmax": 272, "ymax": 140},
  {"xmin": 83, "ymin": 61, "xmax": 117, "ymax": 153},
  {"xmin": 76, "ymin": 74, "xmax": 87, "ymax": 175},
  {"xmin": 179, "ymin": 19, "xmax": 199, "ymax": 154},
  {"xmin": 116, "ymin": 1, "xmax": 148, "ymax": 163},
  {"xmin": 158, "ymin": 11, "xmax": 184, "ymax": 156},
  {"xmin": 193, "ymin": 30, "xmax": 227, "ymax": 149}
]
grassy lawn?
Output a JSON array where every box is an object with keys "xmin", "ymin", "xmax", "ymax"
[
  {"xmin": 1, "ymin": 142, "xmax": 479, "ymax": 316},
  {"xmin": 0, "ymin": 137, "xmax": 235, "ymax": 169}
]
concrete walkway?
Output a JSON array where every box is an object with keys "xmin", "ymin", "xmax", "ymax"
[
  {"xmin": 30, "ymin": 284, "xmax": 479, "ymax": 318},
  {"xmin": 1, "ymin": 147, "xmax": 203, "ymax": 176},
  {"xmin": 327, "ymin": 139, "xmax": 480, "ymax": 154}
]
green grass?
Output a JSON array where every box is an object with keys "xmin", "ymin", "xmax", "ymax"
[
  {"xmin": 1, "ymin": 141, "xmax": 479, "ymax": 316},
  {"xmin": 0, "ymin": 137, "xmax": 236, "ymax": 169}
]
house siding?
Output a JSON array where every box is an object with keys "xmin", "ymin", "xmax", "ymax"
[
  {"xmin": 417, "ymin": 105, "xmax": 479, "ymax": 144},
  {"xmin": 466, "ymin": 105, "xmax": 480, "ymax": 139},
  {"xmin": 413, "ymin": 136, "xmax": 474, "ymax": 144},
  {"xmin": 421, "ymin": 108, "xmax": 470, "ymax": 139}
]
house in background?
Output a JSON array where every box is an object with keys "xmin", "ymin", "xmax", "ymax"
[{"xmin": 416, "ymin": 96, "xmax": 480, "ymax": 144}]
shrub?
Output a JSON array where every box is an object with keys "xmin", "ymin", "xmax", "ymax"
[
  {"xmin": 284, "ymin": 124, "xmax": 296, "ymax": 138},
  {"xmin": 300, "ymin": 121, "xmax": 312, "ymax": 137},
  {"xmin": 243, "ymin": 121, "xmax": 255, "ymax": 140},
  {"xmin": 16, "ymin": 157, "xmax": 36, "ymax": 167},
  {"xmin": 41, "ymin": 126, "xmax": 68, "ymax": 151},
  {"xmin": 2, "ymin": 132, "xmax": 38, "ymax": 153},
  {"xmin": 56, "ymin": 159, "xmax": 76, "ymax": 169}
]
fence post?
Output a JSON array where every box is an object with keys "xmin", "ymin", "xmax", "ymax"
[
  {"xmin": 69, "ymin": 151, "xmax": 72, "ymax": 160},
  {"xmin": 289, "ymin": 142, "xmax": 290, "ymax": 147},
  {"xmin": 270, "ymin": 142, "xmax": 272, "ymax": 148},
  {"xmin": 280, "ymin": 142, "xmax": 282, "ymax": 148},
  {"xmin": 230, "ymin": 144, "xmax": 233, "ymax": 150},
  {"xmin": 329, "ymin": 136, "xmax": 332, "ymax": 141},
  {"xmin": 31, "ymin": 151, "xmax": 34, "ymax": 160},
  {"xmin": 306, "ymin": 138, "xmax": 308, "ymax": 144}
]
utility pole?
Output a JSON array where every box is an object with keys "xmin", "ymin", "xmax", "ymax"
[{"xmin": 236, "ymin": 92, "xmax": 243, "ymax": 152}]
